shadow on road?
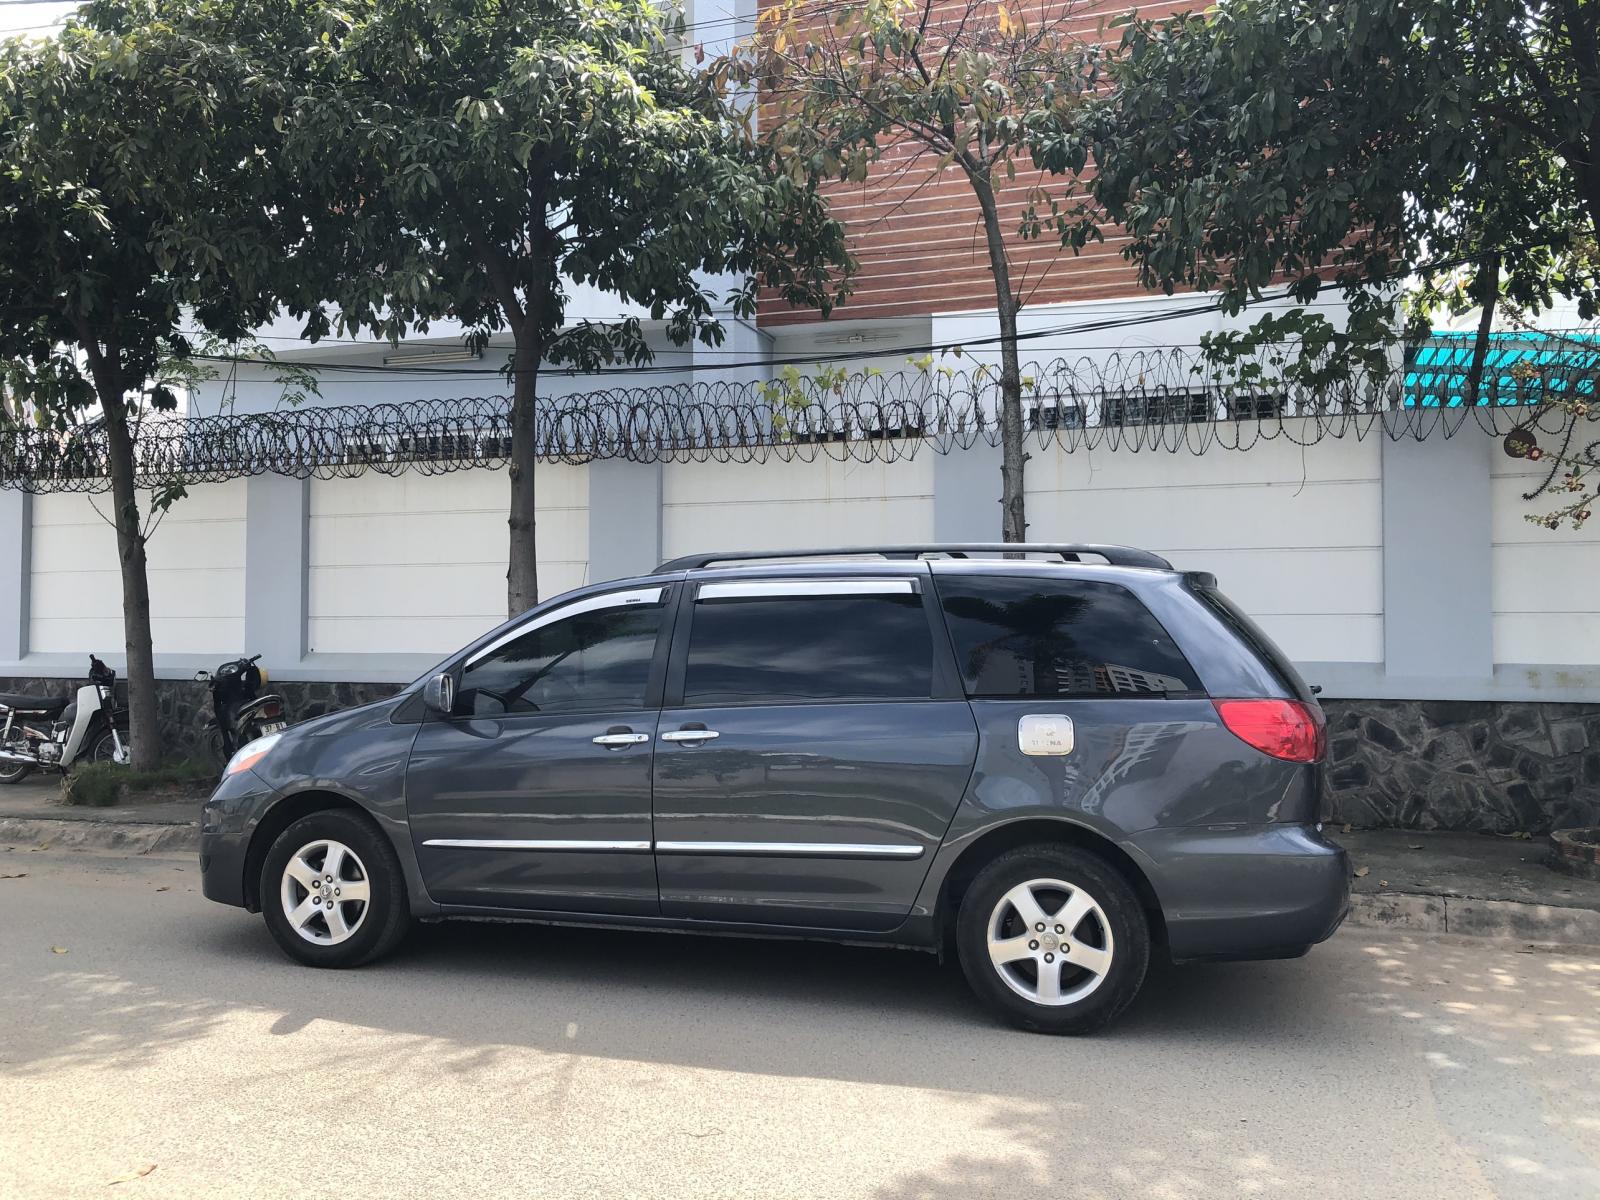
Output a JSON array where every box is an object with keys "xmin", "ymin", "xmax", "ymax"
[{"xmin": 6, "ymin": 879, "xmax": 1600, "ymax": 1198}]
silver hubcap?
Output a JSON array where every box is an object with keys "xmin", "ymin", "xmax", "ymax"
[
  {"xmin": 280, "ymin": 839, "xmax": 371, "ymax": 946},
  {"xmin": 986, "ymin": 877, "xmax": 1114, "ymax": 1007}
]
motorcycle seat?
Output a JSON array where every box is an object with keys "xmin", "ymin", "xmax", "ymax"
[{"xmin": 0, "ymin": 692, "xmax": 69, "ymax": 716}]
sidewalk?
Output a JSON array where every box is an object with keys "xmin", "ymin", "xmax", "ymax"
[
  {"xmin": 1333, "ymin": 827, "xmax": 1600, "ymax": 946},
  {"xmin": 0, "ymin": 774, "xmax": 199, "ymax": 854}
]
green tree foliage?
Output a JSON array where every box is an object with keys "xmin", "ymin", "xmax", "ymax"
[
  {"xmin": 282, "ymin": 0, "xmax": 852, "ymax": 614},
  {"xmin": 0, "ymin": 1, "xmax": 315, "ymax": 767},
  {"xmin": 1048, "ymin": 0, "xmax": 1600, "ymax": 388},
  {"xmin": 722, "ymin": 0, "xmax": 1101, "ymax": 542}
]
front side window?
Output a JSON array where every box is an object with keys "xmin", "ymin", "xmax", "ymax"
[
  {"xmin": 459, "ymin": 598, "xmax": 666, "ymax": 716},
  {"xmin": 683, "ymin": 586, "xmax": 934, "ymax": 704},
  {"xmin": 937, "ymin": 576, "xmax": 1201, "ymax": 698}
]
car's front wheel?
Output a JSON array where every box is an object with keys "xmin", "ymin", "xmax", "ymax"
[
  {"xmin": 261, "ymin": 809, "xmax": 411, "ymax": 967},
  {"xmin": 956, "ymin": 844, "xmax": 1150, "ymax": 1034}
]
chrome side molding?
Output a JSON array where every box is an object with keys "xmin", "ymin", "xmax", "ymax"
[
  {"xmin": 422, "ymin": 838, "xmax": 925, "ymax": 860},
  {"xmin": 422, "ymin": 839, "xmax": 652, "ymax": 852},
  {"xmin": 655, "ymin": 840, "xmax": 924, "ymax": 860}
]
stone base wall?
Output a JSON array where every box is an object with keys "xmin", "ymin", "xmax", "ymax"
[
  {"xmin": 3, "ymin": 677, "xmax": 1596, "ymax": 833},
  {"xmin": 0, "ymin": 676, "xmax": 403, "ymax": 761},
  {"xmin": 1322, "ymin": 700, "xmax": 1600, "ymax": 834}
]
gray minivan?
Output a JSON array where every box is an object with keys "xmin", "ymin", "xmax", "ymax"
[{"xmin": 200, "ymin": 544, "xmax": 1349, "ymax": 1034}]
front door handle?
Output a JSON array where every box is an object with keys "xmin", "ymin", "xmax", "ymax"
[
  {"xmin": 661, "ymin": 729, "xmax": 720, "ymax": 744},
  {"xmin": 593, "ymin": 731, "xmax": 650, "ymax": 747}
]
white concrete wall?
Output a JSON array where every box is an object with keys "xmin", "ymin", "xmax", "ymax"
[
  {"xmin": 306, "ymin": 466, "xmax": 589, "ymax": 655},
  {"xmin": 660, "ymin": 453, "xmax": 936, "ymax": 559},
  {"xmin": 28, "ymin": 481, "xmax": 247, "ymax": 655},
  {"xmin": 1025, "ymin": 428, "xmax": 1385, "ymax": 663},
  {"xmin": 1491, "ymin": 449, "xmax": 1600, "ymax": 667}
]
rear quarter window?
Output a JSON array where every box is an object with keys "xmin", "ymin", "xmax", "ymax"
[
  {"xmin": 935, "ymin": 575, "xmax": 1202, "ymax": 698},
  {"xmin": 1190, "ymin": 585, "xmax": 1314, "ymax": 703}
]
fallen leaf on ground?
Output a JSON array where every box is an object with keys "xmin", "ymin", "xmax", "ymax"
[
  {"xmin": 1353, "ymin": 866, "xmax": 1370, "ymax": 878},
  {"xmin": 1407, "ymin": 844, "xmax": 1423, "ymax": 850},
  {"xmin": 1379, "ymin": 880, "xmax": 1388, "ymax": 888},
  {"xmin": 155, "ymin": 885, "xmax": 170, "ymax": 892},
  {"xmin": 107, "ymin": 1163, "xmax": 157, "ymax": 1185},
  {"xmin": 50, "ymin": 946, "xmax": 67, "ymax": 954},
  {"xmin": 0, "ymin": 872, "xmax": 26, "ymax": 879},
  {"xmin": 1342, "ymin": 824, "xmax": 1352, "ymax": 834},
  {"xmin": 30, "ymin": 842, "xmax": 49, "ymax": 852}
]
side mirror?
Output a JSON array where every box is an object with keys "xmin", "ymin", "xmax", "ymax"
[{"xmin": 422, "ymin": 672, "xmax": 456, "ymax": 715}]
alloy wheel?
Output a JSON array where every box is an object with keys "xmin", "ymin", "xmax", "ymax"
[
  {"xmin": 985, "ymin": 876, "xmax": 1115, "ymax": 1006},
  {"xmin": 279, "ymin": 839, "xmax": 372, "ymax": 946}
]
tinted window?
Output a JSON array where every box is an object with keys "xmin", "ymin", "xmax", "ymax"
[
  {"xmin": 937, "ymin": 576, "xmax": 1201, "ymax": 698},
  {"xmin": 460, "ymin": 601, "xmax": 665, "ymax": 716},
  {"xmin": 684, "ymin": 590, "xmax": 933, "ymax": 704},
  {"xmin": 1191, "ymin": 584, "xmax": 1311, "ymax": 702}
]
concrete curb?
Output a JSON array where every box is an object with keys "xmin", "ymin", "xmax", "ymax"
[
  {"xmin": 0, "ymin": 816, "xmax": 198, "ymax": 856},
  {"xmin": 1348, "ymin": 891, "xmax": 1600, "ymax": 947}
]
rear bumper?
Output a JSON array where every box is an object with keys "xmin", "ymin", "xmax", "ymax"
[{"xmin": 1124, "ymin": 823, "xmax": 1350, "ymax": 963}]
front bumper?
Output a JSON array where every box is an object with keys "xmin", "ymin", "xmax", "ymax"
[
  {"xmin": 1124, "ymin": 823, "xmax": 1350, "ymax": 963},
  {"xmin": 199, "ymin": 769, "xmax": 274, "ymax": 910}
]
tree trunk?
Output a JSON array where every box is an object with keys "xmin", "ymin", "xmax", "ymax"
[
  {"xmin": 1464, "ymin": 254, "xmax": 1500, "ymax": 408},
  {"xmin": 506, "ymin": 328, "xmax": 541, "ymax": 617},
  {"xmin": 968, "ymin": 166, "xmax": 1028, "ymax": 543},
  {"xmin": 98, "ymin": 394, "xmax": 161, "ymax": 770}
]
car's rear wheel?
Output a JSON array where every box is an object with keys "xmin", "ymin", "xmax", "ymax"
[
  {"xmin": 956, "ymin": 844, "xmax": 1150, "ymax": 1034},
  {"xmin": 261, "ymin": 809, "xmax": 411, "ymax": 967}
]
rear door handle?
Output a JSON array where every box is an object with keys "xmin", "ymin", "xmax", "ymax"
[
  {"xmin": 593, "ymin": 732, "xmax": 650, "ymax": 747},
  {"xmin": 661, "ymin": 729, "xmax": 720, "ymax": 743}
]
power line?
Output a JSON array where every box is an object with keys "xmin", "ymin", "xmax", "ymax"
[
  {"xmin": 185, "ymin": 289, "xmax": 1310, "ymax": 380},
  {"xmin": 182, "ymin": 245, "xmax": 1518, "ymax": 382}
]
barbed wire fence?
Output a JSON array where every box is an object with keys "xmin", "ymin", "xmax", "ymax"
[{"xmin": 0, "ymin": 343, "xmax": 1594, "ymax": 495}]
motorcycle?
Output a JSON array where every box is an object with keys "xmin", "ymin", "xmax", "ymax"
[
  {"xmin": 0, "ymin": 655, "xmax": 131, "ymax": 784},
  {"xmin": 195, "ymin": 654, "xmax": 288, "ymax": 767}
]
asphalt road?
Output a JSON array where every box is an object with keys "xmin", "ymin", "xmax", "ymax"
[{"xmin": 3, "ymin": 850, "xmax": 1599, "ymax": 1200}]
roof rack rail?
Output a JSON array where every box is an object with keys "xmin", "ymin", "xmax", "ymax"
[{"xmin": 654, "ymin": 544, "xmax": 1173, "ymax": 573}]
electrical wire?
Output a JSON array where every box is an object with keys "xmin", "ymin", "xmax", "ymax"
[{"xmin": 182, "ymin": 267, "xmax": 1429, "ymax": 381}]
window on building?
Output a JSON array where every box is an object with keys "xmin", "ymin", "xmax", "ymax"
[{"xmin": 936, "ymin": 576, "xmax": 1201, "ymax": 698}]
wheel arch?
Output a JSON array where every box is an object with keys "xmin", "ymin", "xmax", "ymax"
[
  {"xmin": 241, "ymin": 790, "xmax": 370, "ymax": 913},
  {"xmin": 937, "ymin": 817, "xmax": 1167, "ymax": 950}
]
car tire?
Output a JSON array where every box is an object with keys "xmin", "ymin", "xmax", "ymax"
[
  {"xmin": 955, "ymin": 844, "xmax": 1150, "ymax": 1035},
  {"xmin": 260, "ymin": 809, "xmax": 412, "ymax": 968}
]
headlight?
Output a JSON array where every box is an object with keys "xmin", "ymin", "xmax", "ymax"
[{"xmin": 226, "ymin": 731, "xmax": 282, "ymax": 776}]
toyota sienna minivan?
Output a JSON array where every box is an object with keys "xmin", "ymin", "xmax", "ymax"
[{"xmin": 201, "ymin": 544, "xmax": 1349, "ymax": 1034}]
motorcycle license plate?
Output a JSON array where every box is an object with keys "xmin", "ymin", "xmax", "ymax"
[{"xmin": 260, "ymin": 721, "xmax": 287, "ymax": 734}]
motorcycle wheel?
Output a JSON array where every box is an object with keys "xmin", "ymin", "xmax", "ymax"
[
  {"xmin": 0, "ymin": 758, "xmax": 32, "ymax": 785},
  {"xmin": 203, "ymin": 728, "xmax": 227, "ymax": 770},
  {"xmin": 89, "ymin": 729, "xmax": 130, "ymax": 766}
]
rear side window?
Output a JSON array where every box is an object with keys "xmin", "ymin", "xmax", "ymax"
[
  {"xmin": 1191, "ymin": 585, "xmax": 1311, "ymax": 702},
  {"xmin": 683, "ymin": 586, "xmax": 934, "ymax": 704},
  {"xmin": 936, "ymin": 576, "xmax": 1201, "ymax": 698}
]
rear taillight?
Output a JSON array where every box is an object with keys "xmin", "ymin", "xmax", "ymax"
[
  {"xmin": 1214, "ymin": 699, "xmax": 1326, "ymax": 763},
  {"xmin": 258, "ymin": 699, "xmax": 283, "ymax": 719}
]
